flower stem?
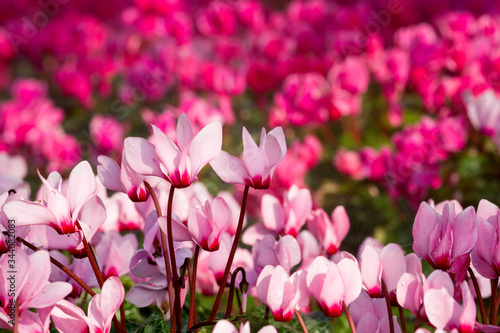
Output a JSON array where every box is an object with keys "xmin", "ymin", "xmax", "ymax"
[
  {"xmin": 187, "ymin": 321, "xmax": 218, "ymax": 333},
  {"xmin": 225, "ymin": 267, "xmax": 246, "ymax": 319},
  {"xmin": 381, "ymin": 279, "xmax": 395, "ymax": 333},
  {"xmin": 209, "ymin": 185, "xmax": 250, "ymax": 321},
  {"xmin": 468, "ymin": 267, "xmax": 486, "ymax": 324},
  {"xmin": 15, "ymin": 236, "xmax": 96, "ymax": 296},
  {"xmin": 145, "ymin": 181, "xmax": 176, "ymax": 331},
  {"xmin": 397, "ymin": 304, "xmax": 407, "ymax": 333},
  {"xmin": 490, "ymin": 277, "xmax": 499, "ymax": 325},
  {"xmin": 342, "ymin": 301, "xmax": 356, "ymax": 333},
  {"xmin": 295, "ymin": 310, "xmax": 309, "ymax": 333},
  {"xmin": 165, "ymin": 185, "xmax": 182, "ymax": 329},
  {"xmin": 189, "ymin": 246, "xmax": 200, "ymax": 328},
  {"xmin": 75, "ymin": 220, "xmax": 123, "ymax": 333}
]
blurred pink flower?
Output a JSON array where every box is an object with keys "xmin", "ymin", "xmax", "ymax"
[{"xmin": 90, "ymin": 115, "xmax": 124, "ymax": 154}]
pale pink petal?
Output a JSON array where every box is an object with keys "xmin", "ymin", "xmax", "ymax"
[
  {"xmin": 211, "ymin": 196, "xmax": 232, "ymax": 233},
  {"xmin": 97, "ymin": 155, "xmax": 125, "ymax": 193},
  {"xmin": 176, "ymin": 113, "xmax": 194, "ymax": 150},
  {"xmin": 338, "ymin": 258, "xmax": 362, "ymax": 305},
  {"xmin": 78, "ymin": 195, "xmax": 107, "ymax": 241},
  {"xmin": 2, "ymin": 200, "xmax": 56, "ymax": 228},
  {"xmin": 152, "ymin": 125, "xmax": 180, "ymax": 175},
  {"xmin": 51, "ymin": 300, "xmax": 89, "ymax": 333},
  {"xmin": 212, "ymin": 320, "xmax": 239, "ymax": 333},
  {"xmin": 356, "ymin": 312, "xmax": 380, "ymax": 333},
  {"xmin": 88, "ymin": 276, "xmax": 124, "ymax": 330},
  {"xmin": 267, "ymin": 127, "xmax": 287, "ymax": 159},
  {"xmin": 477, "ymin": 199, "xmax": 500, "ymax": 224},
  {"xmin": 242, "ymin": 223, "xmax": 277, "ymax": 245},
  {"xmin": 396, "ymin": 273, "xmax": 422, "ymax": 314},
  {"xmin": 188, "ymin": 121, "xmax": 223, "ymax": 176},
  {"xmin": 412, "ymin": 202, "xmax": 439, "ymax": 259},
  {"xmin": 332, "ymin": 206, "xmax": 350, "ymax": 241},
  {"xmin": 424, "ymin": 288, "xmax": 460, "ymax": 329},
  {"xmin": 256, "ymin": 265, "xmax": 274, "ymax": 306},
  {"xmin": 18, "ymin": 250, "xmax": 51, "ymax": 307},
  {"xmin": 306, "ymin": 256, "xmax": 329, "ymax": 297},
  {"xmin": 261, "ymin": 194, "xmax": 285, "ymax": 233},
  {"xmin": 266, "ymin": 266, "xmax": 289, "ymax": 314},
  {"xmin": 451, "ymin": 206, "xmax": 477, "ymax": 260},
  {"xmin": 459, "ymin": 282, "xmax": 476, "ymax": 331},
  {"xmin": 277, "ymin": 235, "xmax": 301, "ymax": 272},
  {"xmin": 66, "ymin": 161, "xmax": 96, "ymax": 214},
  {"xmin": 360, "ymin": 245, "xmax": 382, "ymax": 296},
  {"xmin": 22, "ymin": 282, "xmax": 72, "ymax": 310},
  {"xmin": 124, "ymin": 137, "xmax": 164, "ymax": 178},
  {"xmin": 380, "ymin": 244, "xmax": 406, "ymax": 292},
  {"xmin": 210, "ymin": 151, "xmax": 248, "ymax": 185},
  {"xmin": 159, "ymin": 215, "xmax": 192, "ymax": 242},
  {"xmin": 472, "ymin": 219, "xmax": 497, "ymax": 279}
]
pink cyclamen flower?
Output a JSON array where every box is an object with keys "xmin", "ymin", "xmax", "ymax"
[
  {"xmin": 306, "ymin": 256, "xmax": 362, "ymax": 317},
  {"xmin": 51, "ymin": 276, "xmax": 124, "ymax": 333},
  {"xmin": 349, "ymin": 290, "xmax": 402, "ymax": 333},
  {"xmin": 3, "ymin": 161, "xmax": 104, "ymax": 237},
  {"xmin": 256, "ymin": 265, "xmax": 302, "ymax": 321},
  {"xmin": 472, "ymin": 199, "xmax": 500, "ymax": 279},
  {"xmin": 463, "ymin": 90, "xmax": 500, "ymax": 137},
  {"xmin": 0, "ymin": 248, "xmax": 72, "ymax": 332},
  {"xmin": 97, "ymin": 152, "xmax": 151, "ymax": 202},
  {"xmin": 412, "ymin": 201, "xmax": 476, "ymax": 281},
  {"xmin": 307, "ymin": 206, "xmax": 350, "ymax": 255},
  {"xmin": 125, "ymin": 113, "xmax": 222, "ymax": 188},
  {"xmin": 187, "ymin": 196, "xmax": 232, "ymax": 251},
  {"xmin": 213, "ymin": 320, "xmax": 277, "ymax": 333},
  {"xmin": 210, "ymin": 126, "xmax": 287, "ymax": 189},
  {"xmin": 89, "ymin": 115, "xmax": 124, "ymax": 153},
  {"xmin": 252, "ymin": 234, "xmax": 302, "ymax": 274}
]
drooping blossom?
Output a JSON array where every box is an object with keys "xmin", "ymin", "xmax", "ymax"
[
  {"xmin": 349, "ymin": 290, "xmax": 402, "ymax": 333},
  {"xmin": 307, "ymin": 206, "xmax": 350, "ymax": 255},
  {"xmin": 252, "ymin": 234, "xmax": 301, "ymax": 274},
  {"xmin": 213, "ymin": 320, "xmax": 278, "ymax": 333},
  {"xmin": 210, "ymin": 126, "xmax": 287, "ymax": 189}
]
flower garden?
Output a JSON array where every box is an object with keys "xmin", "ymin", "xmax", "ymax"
[{"xmin": 2, "ymin": 0, "xmax": 500, "ymax": 332}]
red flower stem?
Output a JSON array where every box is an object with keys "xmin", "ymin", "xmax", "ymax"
[
  {"xmin": 189, "ymin": 246, "xmax": 200, "ymax": 329},
  {"xmin": 342, "ymin": 301, "xmax": 356, "ymax": 333},
  {"xmin": 144, "ymin": 181, "xmax": 176, "ymax": 332},
  {"xmin": 165, "ymin": 185, "xmax": 182, "ymax": 329},
  {"xmin": 295, "ymin": 310, "xmax": 309, "ymax": 333},
  {"xmin": 397, "ymin": 304, "xmax": 407, "ymax": 333},
  {"xmin": 15, "ymin": 236, "xmax": 96, "ymax": 296},
  {"xmin": 209, "ymin": 185, "xmax": 250, "ymax": 321},
  {"xmin": 187, "ymin": 321, "xmax": 218, "ymax": 333},
  {"xmin": 490, "ymin": 277, "xmax": 499, "ymax": 325},
  {"xmin": 225, "ymin": 267, "xmax": 246, "ymax": 319},
  {"xmin": 75, "ymin": 220, "xmax": 123, "ymax": 333},
  {"xmin": 468, "ymin": 267, "xmax": 486, "ymax": 324},
  {"xmin": 381, "ymin": 279, "xmax": 395, "ymax": 333},
  {"xmin": 13, "ymin": 299, "xmax": 19, "ymax": 333}
]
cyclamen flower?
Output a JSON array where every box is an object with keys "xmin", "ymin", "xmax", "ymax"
[
  {"xmin": 213, "ymin": 320, "xmax": 277, "ymax": 333},
  {"xmin": 125, "ymin": 113, "xmax": 222, "ymax": 188},
  {"xmin": 51, "ymin": 276, "xmax": 124, "ymax": 333},
  {"xmin": 210, "ymin": 126, "xmax": 286, "ymax": 189},
  {"xmin": 187, "ymin": 196, "xmax": 232, "ymax": 251},
  {"xmin": 412, "ymin": 201, "xmax": 476, "ymax": 282},
  {"xmin": 307, "ymin": 206, "xmax": 350, "ymax": 255},
  {"xmin": 3, "ymin": 161, "xmax": 105, "ymax": 238},
  {"xmin": 306, "ymin": 256, "xmax": 362, "ymax": 317}
]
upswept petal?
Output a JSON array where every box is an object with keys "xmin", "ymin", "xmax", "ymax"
[
  {"xmin": 380, "ymin": 244, "xmax": 406, "ymax": 292},
  {"xmin": 424, "ymin": 288, "xmax": 461, "ymax": 330},
  {"xmin": 52, "ymin": 299, "xmax": 89, "ymax": 333},
  {"xmin": 159, "ymin": 216, "xmax": 192, "ymax": 242},
  {"xmin": 320, "ymin": 263, "xmax": 344, "ymax": 311},
  {"xmin": 276, "ymin": 235, "xmax": 301, "ymax": 272},
  {"xmin": 97, "ymin": 155, "xmax": 125, "ymax": 193},
  {"xmin": 152, "ymin": 124, "xmax": 180, "ymax": 175},
  {"xmin": 88, "ymin": 276, "xmax": 124, "ymax": 330},
  {"xmin": 256, "ymin": 265, "xmax": 274, "ymax": 306},
  {"xmin": 332, "ymin": 206, "xmax": 350, "ymax": 242},
  {"xmin": 78, "ymin": 195, "xmax": 107, "ymax": 241},
  {"xmin": 266, "ymin": 265, "xmax": 289, "ymax": 313},
  {"xmin": 306, "ymin": 256, "xmax": 329, "ymax": 298},
  {"xmin": 471, "ymin": 218, "xmax": 497, "ymax": 279},
  {"xmin": 66, "ymin": 161, "xmax": 96, "ymax": 214},
  {"xmin": 413, "ymin": 202, "xmax": 439, "ymax": 259},
  {"xmin": 338, "ymin": 258, "xmax": 362, "ymax": 305},
  {"xmin": 451, "ymin": 206, "xmax": 476, "ymax": 260},
  {"xmin": 242, "ymin": 145, "xmax": 267, "ymax": 181},
  {"xmin": 267, "ymin": 126, "xmax": 287, "ymax": 159},
  {"xmin": 459, "ymin": 282, "xmax": 476, "ymax": 331},
  {"xmin": 23, "ymin": 281, "xmax": 72, "ymax": 310},
  {"xmin": 210, "ymin": 151, "xmax": 248, "ymax": 185},
  {"xmin": 261, "ymin": 194, "xmax": 285, "ymax": 233},
  {"xmin": 18, "ymin": 251, "xmax": 51, "ymax": 307},
  {"xmin": 360, "ymin": 245, "xmax": 382, "ymax": 296},
  {"xmin": 477, "ymin": 199, "xmax": 500, "ymax": 224},
  {"xmin": 396, "ymin": 273, "xmax": 422, "ymax": 314},
  {"xmin": 2, "ymin": 200, "xmax": 56, "ymax": 228},
  {"xmin": 188, "ymin": 120, "xmax": 222, "ymax": 176},
  {"xmin": 124, "ymin": 137, "xmax": 164, "ymax": 178},
  {"xmin": 263, "ymin": 134, "xmax": 283, "ymax": 174},
  {"xmin": 211, "ymin": 196, "xmax": 231, "ymax": 233},
  {"xmin": 213, "ymin": 320, "xmax": 239, "ymax": 333},
  {"xmin": 176, "ymin": 113, "xmax": 194, "ymax": 150}
]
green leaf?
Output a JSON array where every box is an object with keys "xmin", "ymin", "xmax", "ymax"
[{"xmin": 134, "ymin": 313, "xmax": 170, "ymax": 333}]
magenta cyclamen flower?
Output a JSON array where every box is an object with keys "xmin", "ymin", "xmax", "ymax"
[
  {"xmin": 412, "ymin": 201, "xmax": 476, "ymax": 281},
  {"xmin": 306, "ymin": 256, "xmax": 362, "ymax": 317},
  {"xmin": 187, "ymin": 196, "xmax": 232, "ymax": 251},
  {"xmin": 210, "ymin": 126, "xmax": 286, "ymax": 189},
  {"xmin": 125, "ymin": 113, "xmax": 222, "ymax": 188}
]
